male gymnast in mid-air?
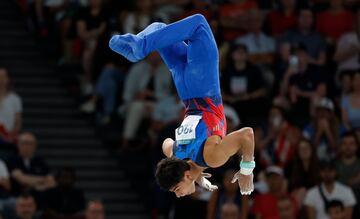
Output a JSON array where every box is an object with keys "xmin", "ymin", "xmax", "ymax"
[{"xmin": 109, "ymin": 14, "xmax": 255, "ymax": 197}]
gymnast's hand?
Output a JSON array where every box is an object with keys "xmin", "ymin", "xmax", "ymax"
[
  {"xmin": 231, "ymin": 171, "xmax": 254, "ymax": 195},
  {"xmin": 109, "ymin": 33, "xmax": 144, "ymax": 62},
  {"xmin": 196, "ymin": 173, "xmax": 218, "ymax": 192}
]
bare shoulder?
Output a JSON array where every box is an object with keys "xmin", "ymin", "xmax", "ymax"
[{"xmin": 162, "ymin": 138, "xmax": 174, "ymax": 158}]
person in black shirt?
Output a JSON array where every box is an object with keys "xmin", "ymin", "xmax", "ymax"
[
  {"xmin": 76, "ymin": 0, "xmax": 107, "ymax": 95},
  {"xmin": 221, "ymin": 44, "xmax": 268, "ymax": 126},
  {"xmin": 280, "ymin": 46, "xmax": 327, "ymax": 126},
  {"xmin": 7, "ymin": 132, "xmax": 55, "ymax": 208},
  {"xmin": 42, "ymin": 167, "xmax": 85, "ymax": 219}
]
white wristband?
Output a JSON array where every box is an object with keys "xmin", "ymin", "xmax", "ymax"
[{"xmin": 240, "ymin": 168, "xmax": 254, "ymax": 175}]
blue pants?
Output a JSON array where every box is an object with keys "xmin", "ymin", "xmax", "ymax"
[
  {"xmin": 109, "ymin": 14, "xmax": 221, "ymax": 100},
  {"xmin": 95, "ymin": 67, "xmax": 124, "ymax": 116}
]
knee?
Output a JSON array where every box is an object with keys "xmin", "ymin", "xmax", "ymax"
[{"xmin": 240, "ymin": 127, "xmax": 254, "ymax": 140}]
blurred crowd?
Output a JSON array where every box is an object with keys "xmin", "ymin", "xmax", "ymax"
[{"xmin": 0, "ymin": 0, "xmax": 359, "ymax": 218}]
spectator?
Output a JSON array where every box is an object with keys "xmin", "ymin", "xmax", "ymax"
[
  {"xmin": 221, "ymin": 43, "xmax": 267, "ymax": 126},
  {"xmin": 252, "ymin": 166, "xmax": 289, "ymax": 219},
  {"xmin": 0, "ymin": 68, "xmax": 22, "ymax": 146},
  {"xmin": 326, "ymin": 200, "xmax": 346, "ymax": 219},
  {"xmin": 288, "ymin": 139, "xmax": 319, "ymax": 206},
  {"xmin": 219, "ymin": 0, "xmax": 258, "ymax": 41},
  {"xmin": 120, "ymin": 52, "xmax": 172, "ymax": 150},
  {"xmin": 267, "ymin": 0, "xmax": 298, "ymax": 37},
  {"xmin": 220, "ymin": 202, "xmax": 239, "ymax": 219},
  {"xmin": 333, "ymin": 9, "xmax": 360, "ymax": 72},
  {"xmin": 303, "ymin": 98, "xmax": 340, "ymax": 159},
  {"xmin": 316, "ymin": 0, "xmax": 355, "ymax": 44},
  {"xmin": 207, "ymin": 170, "xmax": 249, "ymax": 219},
  {"xmin": 281, "ymin": 46, "xmax": 327, "ymax": 126},
  {"xmin": 304, "ymin": 161, "xmax": 356, "ymax": 219},
  {"xmin": 235, "ymin": 9, "xmax": 276, "ymax": 65},
  {"xmin": 76, "ymin": 0, "xmax": 107, "ymax": 95},
  {"xmin": 123, "ymin": 0, "xmax": 152, "ymax": 34},
  {"xmin": 85, "ymin": 200, "xmax": 105, "ymax": 219},
  {"xmin": 277, "ymin": 195, "xmax": 297, "ymax": 219},
  {"xmin": 7, "ymin": 132, "xmax": 56, "ymax": 206},
  {"xmin": 43, "ymin": 167, "xmax": 85, "ymax": 219},
  {"xmin": 257, "ymin": 105, "xmax": 299, "ymax": 167},
  {"xmin": 335, "ymin": 131, "xmax": 360, "ymax": 188},
  {"xmin": 341, "ymin": 72, "xmax": 360, "ymax": 130},
  {"xmin": 279, "ymin": 8, "xmax": 326, "ymax": 66}
]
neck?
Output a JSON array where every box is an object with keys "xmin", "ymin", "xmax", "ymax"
[
  {"xmin": 284, "ymin": 7, "xmax": 294, "ymax": 16},
  {"xmin": 188, "ymin": 161, "xmax": 205, "ymax": 180},
  {"xmin": 302, "ymin": 159, "xmax": 310, "ymax": 170},
  {"xmin": 323, "ymin": 182, "xmax": 335, "ymax": 193},
  {"xmin": 0, "ymin": 88, "xmax": 6, "ymax": 97},
  {"xmin": 234, "ymin": 62, "xmax": 246, "ymax": 71}
]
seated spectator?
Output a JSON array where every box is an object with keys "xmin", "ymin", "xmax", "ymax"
[
  {"xmin": 220, "ymin": 202, "xmax": 239, "ymax": 219},
  {"xmin": 123, "ymin": 0, "xmax": 152, "ymax": 34},
  {"xmin": 0, "ymin": 158, "xmax": 11, "ymax": 210},
  {"xmin": 266, "ymin": 0, "xmax": 298, "ymax": 37},
  {"xmin": 207, "ymin": 170, "xmax": 249, "ymax": 219},
  {"xmin": 303, "ymin": 98, "xmax": 340, "ymax": 159},
  {"xmin": 235, "ymin": 9, "xmax": 275, "ymax": 65},
  {"xmin": 85, "ymin": 200, "xmax": 105, "ymax": 219},
  {"xmin": 288, "ymin": 139, "xmax": 319, "ymax": 206},
  {"xmin": 279, "ymin": 8, "xmax": 326, "ymax": 66},
  {"xmin": 316, "ymin": 0, "xmax": 355, "ymax": 44},
  {"xmin": 252, "ymin": 166, "xmax": 290, "ymax": 219},
  {"xmin": 277, "ymin": 195, "xmax": 297, "ymax": 219},
  {"xmin": 7, "ymin": 133, "xmax": 56, "ymax": 207},
  {"xmin": 326, "ymin": 200, "xmax": 346, "ymax": 219},
  {"xmin": 221, "ymin": 43, "xmax": 267, "ymax": 126},
  {"xmin": 76, "ymin": 0, "xmax": 107, "ymax": 95},
  {"xmin": 338, "ymin": 71, "xmax": 354, "ymax": 98},
  {"xmin": 120, "ymin": 52, "xmax": 172, "ymax": 150},
  {"xmin": 335, "ymin": 132, "xmax": 360, "ymax": 188},
  {"xmin": 43, "ymin": 167, "xmax": 85, "ymax": 219},
  {"xmin": 0, "ymin": 68, "xmax": 22, "ymax": 146},
  {"xmin": 333, "ymin": 9, "xmax": 360, "ymax": 72},
  {"xmin": 281, "ymin": 46, "xmax": 327, "ymax": 126},
  {"xmin": 257, "ymin": 105, "xmax": 299, "ymax": 167},
  {"xmin": 304, "ymin": 161, "xmax": 356, "ymax": 219},
  {"xmin": 341, "ymin": 72, "xmax": 360, "ymax": 130},
  {"xmin": 219, "ymin": 0, "xmax": 258, "ymax": 41}
]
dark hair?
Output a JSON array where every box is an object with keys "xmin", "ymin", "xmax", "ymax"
[
  {"xmin": 326, "ymin": 200, "xmax": 344, "ymax": 212},
  {"xmin": 155, "ymin": 157, "xmax": 190, "ymax": 190}
]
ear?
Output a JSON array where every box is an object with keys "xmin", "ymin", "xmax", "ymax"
[{"xmin": 184, "ymin": 170, "xmax": 193, "ymax": 180}]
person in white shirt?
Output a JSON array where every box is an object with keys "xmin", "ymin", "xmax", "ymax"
[
  {"xmin": 304, "ymin": 161, "xmax": 356, "ymax": 219},
  {"xmin": 0, "ymin": 68, "xmax": 22, "ymax": 145}
]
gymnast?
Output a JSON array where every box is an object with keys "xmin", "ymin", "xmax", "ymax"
[{"xmin": 109, "ymin": 14, "xmax": 255, "ymax": 197}]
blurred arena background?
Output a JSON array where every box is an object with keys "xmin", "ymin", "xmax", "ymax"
[{"xmin": 0, "ymin": 0, "xmax": 359, "ymax": 219}]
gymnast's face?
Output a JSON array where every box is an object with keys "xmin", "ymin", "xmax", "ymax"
[{"xmin": 171, "ymin": 171, "xmax": 196, "ymax": 198}]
